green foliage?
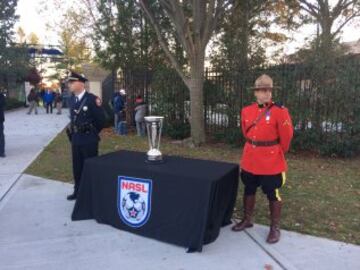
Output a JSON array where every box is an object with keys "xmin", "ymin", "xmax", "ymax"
[
  {"xmin": 318, "ymin": 135, "xmax": 360, "ymax": 158},
  {"xmin": 58, "ymin": 29, "xmax": 91, "ymax": 72},
  {"xmin": 0, "ymin": 45, "xmax": 30, "ymax": 86},
  {"xmin": 213, "ymin": 128, "xmax": 244, "ymax": 146},
  {"xmin": 150, "ymin": 66, "xmax": 190, "ymax": 139},
  {"xmin": 91, "ymin": 0, "xmax": 167, "ymax": 71},
  {"xmin": 0, "ymin": 0, "xmax": 30, "ymax": 88},
  {"xmin": 144, "ymin": 57, "xmax": 360, "ymax": 157},
  {"xmin": 291, "ymin": 129, "xmax": 320, "ymax": 152},
  {"xmin": 5, "ymin": 97, "xmax": 24, "ymax": 110},
  {"xmin": 91, "ymin": 0, "xmax": 359, "ymax": 156},
  {"xmin": 0, "ymin": 0, "xmax": 18, "ymax": 43},
  {"xmin": 211, "ymin": 0, "xmax": 300, "ymax": 71},
  {"xmin": 272, "ymin": 57, "xmax": 360, "ymax": 157},
  {"xmin": 163, "ymin": 121, "xmax": 191, "ymax": 140}
]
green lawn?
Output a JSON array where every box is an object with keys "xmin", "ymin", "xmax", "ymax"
[{"xmin": 25, "ymin": 128, "xmax": 360, "ymax": 245}]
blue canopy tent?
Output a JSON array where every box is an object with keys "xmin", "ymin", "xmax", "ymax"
[{"xmin": 28, "ymin": 47, "xmax": 63, "ymax": 56}]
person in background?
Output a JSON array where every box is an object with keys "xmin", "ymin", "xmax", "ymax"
[
  {"xmin": 111, "ymin": 89, "xmax": 122, "ymax": 132},
  {"xmin": 27, "ymin": 87, "xmax": 39, "ymax": 115},
  {"xmin": 134, "ymin": 95, "xmax": 147, "ymax": 136},
  {"xmin": 117, "ymin": 89, "xmax": 127, "ymax": 135},
  {"xmin": 43, "ymin": 89, "xmax": 55, "ymax": 114},
  {"xmin": 55, "ymin": 89, "xmax": 63, "ymax": 115},
  {"xmin": 0, "ymin": 90, "xmax": 5, "ymax": 157},
  {"xmin": 39, "ymin": 88, "xmax": 45, "ymax": 108}
]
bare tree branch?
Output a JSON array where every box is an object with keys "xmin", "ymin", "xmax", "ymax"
[
  {"xmin": 300, "ymin": 0, "xmax": 360, "ymax": 40},
  {"xmin": 81, "ymin": 0, "xmax": 108, "ymax": 38},
  {"xmin": 159, "ymin": 0, "xmax": 195, "ymax": 58},
  {"xmin": 299, "ymin": 0, "xmax": 321, "ymax": 18},
  {"xmin": 332, "ymin": 0, "xmax": 358, "ymax": 18},
  {"xmin": 138, "ymin": 0, "xmax": 190, "ymax": 87},
  {"xmin": 202, "ymin": 0, "xmax": 232, "ymax": 49},
  {"xmin": 333, "ymin": 9, "xmax": 360, "ymax": 36},
  {"xmin": 192, "ymin": 0, "xmax": 206, "ymax": 40}
]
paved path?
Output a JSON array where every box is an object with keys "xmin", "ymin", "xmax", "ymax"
[
  {"xmin": 0, "ymin": 108, "xmax": 359, "ymax": 270},
  {"xmin": 0, "ymin": 108, "xmax": 69, "ymax": 200}
]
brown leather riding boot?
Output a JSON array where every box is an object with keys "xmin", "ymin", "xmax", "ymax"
[
  {"xmin": 266, "ymin": 200, "xmax": 282, "ymax": 244},
  {"xmin": 232, "ymin": 195, "xmax": 255, "ymax": 232}
]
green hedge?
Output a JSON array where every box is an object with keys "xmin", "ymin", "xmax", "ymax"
[
  {"xmin": 150, "ymin": 67, "xmax": 190, "ymax": 140},
  {"xmin": 5, "ymin": 98, "xmax": 24, "ymax": 111}
]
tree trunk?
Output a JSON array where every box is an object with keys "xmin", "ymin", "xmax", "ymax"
[{"xmin": 189, "ymin": 53, "xmax": 206, "ymax": 146}]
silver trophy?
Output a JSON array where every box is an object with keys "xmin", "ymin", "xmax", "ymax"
[{"xmin": 145, "ymin": 116, "xmax": 164, "ymax": 163}]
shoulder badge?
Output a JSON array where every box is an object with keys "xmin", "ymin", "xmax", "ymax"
[
  {"xmin": 274, "ymin": 102, "xmax": 285, "ymax": 109},
  {"xmin": 283, "ymin": 119, "xmax": 291, "ymax": 126}
]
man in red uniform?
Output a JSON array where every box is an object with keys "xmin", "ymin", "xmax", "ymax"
[{"xmin": 232, "ymin": 74, "xmax": 293, "ymax": 244}]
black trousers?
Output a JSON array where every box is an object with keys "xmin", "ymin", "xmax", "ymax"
[
  {"xmin": 46, "ymin": 102, "xmax": 53, "ymax": 114},
  {"xmin": 0, "ymin": 122, "xmax": 4, "ymax": 155},
  {"xmin": 71, "ymin": 142, "xmax": 98, "ymax": 194},
  {"xmin": 241, "ymin": 170, "xmax": 286, "ymax": 202}
]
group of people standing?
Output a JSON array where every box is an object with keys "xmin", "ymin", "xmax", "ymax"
[
  {"xmin": 2, "ymin": 71, "xmax": 291, "ymax": 246},
  {"xmin": 0, "ymin": 86, "xmax": 66, "ymax": 158},
  {"xmin": 66, "ymin": 73, "xmax": 294, "ymax": 245},
  {"xmin": 27, "ymin": 87, "xmax": 63, "ymax": 115},
  {"xmin": 111, "ymin": 89, "xmax": 147, "ymax": 137}
]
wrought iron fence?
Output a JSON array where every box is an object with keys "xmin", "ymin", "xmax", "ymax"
[{"xmin": 104, "ymin": 57, "xmax": 360, "ymax": 156}]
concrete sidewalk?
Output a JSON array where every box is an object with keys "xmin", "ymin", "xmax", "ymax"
[
  {"xmin": 0, "ymin": 175, "xmax": 359, "ymax": 270},
  {"xmin": 0, "ymin": 108, "xmax": 69, "ymax": 200},
  {"xmin": 0, "ymin": 108, "xmax": 359, "ymax": 270}
]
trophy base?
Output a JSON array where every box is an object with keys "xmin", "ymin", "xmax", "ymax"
[
  {"xmin": 145, "ymin": 157, "xmax": 165, "ymax": 165},
  {"xmin": 145, "ymin": 158, "xmax": 165, "ymax": 165},
  {"xmin": 145, "ymin": 149, "xmax": 164, "ymax": 164}
]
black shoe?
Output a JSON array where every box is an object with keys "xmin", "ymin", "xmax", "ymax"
[
  {"xmin": 67, "ymin": 193, "xmax": 77, "ymax": 200},
  {"xmin": 0, "ymin": 153, "xmax": 5, "ymax": 158}
]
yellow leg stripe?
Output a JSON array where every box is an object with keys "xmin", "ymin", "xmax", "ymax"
[
  {"xmin": 281, "ymin": 172, "xmax": 286, "ymax": 186},
  {"xmin": 275, "ymin": 189, "xmax": 282, "ymax": 201}
]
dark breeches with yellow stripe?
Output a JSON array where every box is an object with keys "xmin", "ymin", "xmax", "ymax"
[{"xmin": 241, "ymin": 170, "xmax": 286, "ymax": 201}]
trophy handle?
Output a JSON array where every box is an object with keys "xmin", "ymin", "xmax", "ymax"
[
  {"xmin": 151, "ymin": 122, "xmax": 157, "ymax": 149},
  {"xmin": 157, "ymin": 119, "xmax": 163, "ymax": 151}
]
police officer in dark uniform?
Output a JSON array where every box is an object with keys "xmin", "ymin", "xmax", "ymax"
[
  {"xmin": 0, "ymin": 90, "xmax": 5, "ymax": 158},
  {"xmin": 66, "ymin": 71, "xmax": 105, "ymax": 200}
]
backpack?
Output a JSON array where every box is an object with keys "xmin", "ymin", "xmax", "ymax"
[{"xmin": 27, "ymin": 92, "xmax": 35, "ymax": 102}]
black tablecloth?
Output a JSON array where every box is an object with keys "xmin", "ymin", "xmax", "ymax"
[{"xmin": 72, "ymin": 150, "xmax": 239, "ymax": 252}]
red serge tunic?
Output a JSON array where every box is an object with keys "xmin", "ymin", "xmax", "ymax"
[{"xmin": 240, "ymin": 102, "xmax": 294, "ymax": 175}]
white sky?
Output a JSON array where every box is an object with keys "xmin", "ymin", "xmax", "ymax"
[
  {"xmin": 15, "ymin": 0, "xmax": 360, "ymax": 55},
  {"xmin": 15, "ymin": 0, "xmax": 56, "ymax": 44}
]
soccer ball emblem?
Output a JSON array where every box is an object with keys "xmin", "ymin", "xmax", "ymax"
[{"xmin": 122, "ymin": 192, "xmax": 146, "ymax": 221}]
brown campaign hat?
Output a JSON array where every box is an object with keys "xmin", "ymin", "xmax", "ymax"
[{"xmin": 252, "ymin": 74, "xmax": 274, "ymax": 90}]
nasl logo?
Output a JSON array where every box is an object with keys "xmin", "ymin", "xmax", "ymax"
[{"xmin": 117, "ymin": 176, "xmax": 152, "ymax": 228}]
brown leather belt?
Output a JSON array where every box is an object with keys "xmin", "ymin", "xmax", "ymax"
[{"xmin": 246, "ymin": 138, "xmax": 280, "ymax": 147}]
